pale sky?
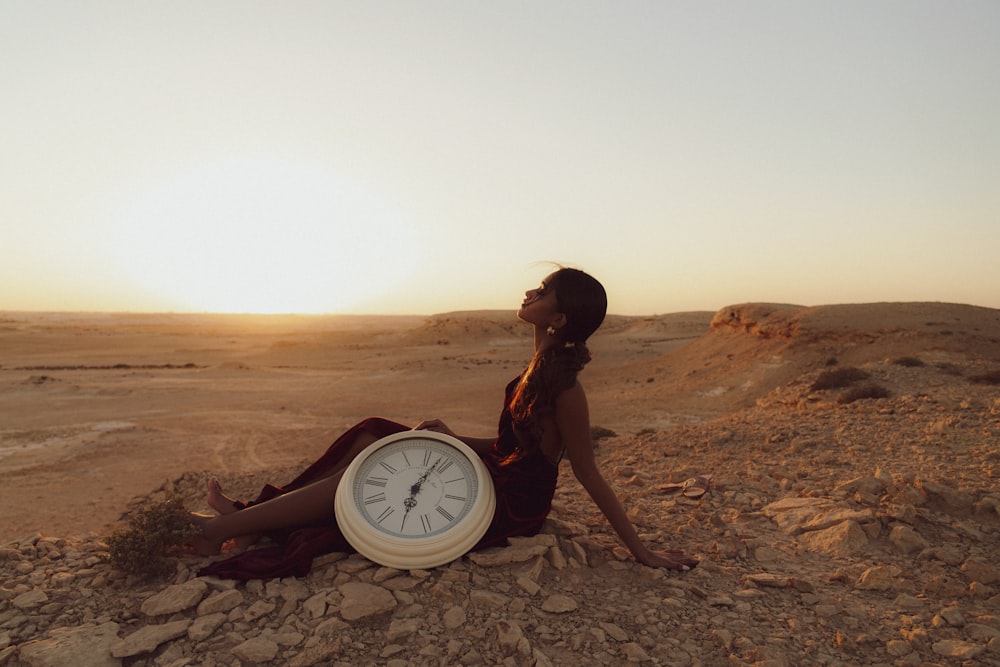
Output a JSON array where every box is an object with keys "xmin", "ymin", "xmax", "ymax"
[{"xmin": 2, "ymin": 1, "xmax": 998, "ymax": 316}]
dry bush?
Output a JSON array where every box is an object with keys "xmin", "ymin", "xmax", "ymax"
[
  {"xmin": 935, "ymin": 362, "xmax": 964, "ymax": 376},
  {"xmin": 591, "ymin": 426, "xmax": 617, "ymax": 441},
  {"xmin": 837, "ymin": 384, "xmax": 891, "ymax": 404},
  {"xmin": 810, "ymin": 367, "xmax": 870, "ymax": 391},
  {"xmin": 105, "ymin": 495, "xmax": 199, "ymax": 578},
  {"xmin": 892, "ymin": 356, "xmax": 925, "ymax": 367},
  {"xmin": 969, "ymin": 369, "xmax": 1000, "ymax": 386}
]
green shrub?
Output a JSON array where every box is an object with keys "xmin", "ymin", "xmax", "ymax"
[
  {"xmin": 105, "ymin": 494, "xmax": 199, "ymax": 578},
  {"xmin": 837, "ymin": 384, "xmax": 890, "ymax": 404},
  {"xmin": 810, "ymin": 367, "xmax": 870, "ymax": 391}
]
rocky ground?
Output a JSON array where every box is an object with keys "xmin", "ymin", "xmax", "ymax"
[{"xmin": 2, "ymin": 304, "xmax": 999, "ymax": 666}]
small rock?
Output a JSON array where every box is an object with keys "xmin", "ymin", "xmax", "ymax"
[
  {"xmin": 187, "ymin": 612, "xmax": 227, "ymax": 642},
  {"xmin": 386, "ymin": 618, "xmax": 419, "ymax": 642},
  {"xmin": 494, "ymin": 619, "xmax": 528, "ymax": 656},
  {"xmin": 541, "ymin": 594, "xmax": 578, "ymax": 613},
  {"xmin": 888, "ymin": 525, "xmax": 927, "ymax": 554},
  {"xmin": 111, "ymin": 619, "xmax": 190, "ymax": 658},
  {"xmin": 745, "ymin": 573, "xmax": 789, "ymax": 588},
  {"xmin": 243, "ymin": 599, "xmax": 276, "ymax": 622},
  {"xmin": 302, "ymin": 592, "xmax": 328, "ymax": 619},
  {"xmin": 892, "ymin": 593, "xmax": 924, "ymax": 611},
  {"xmin": 935, "ymin": 606, "xmax": 966, "ymax": 627},
  {"xmin": 931, "ymin": 639, "xmax": 985, "ymax": 660},
  {"xmin": 962, "ymin": 558, "xmax": 1000, "ymax": 585},
  {"xmin": 466, "ymin": 544, "xmax": 549, "ymax": 566},
  {"xmin": 12, "ymin": 589, "xmax": 48, "ymax": 609},
  {"xmin": 443, "ymin": 605, "xmax": 466, "ymax": 629},
  {"xmin": 798, "ymin": 520, "xmax": 869, "ymax": 556},
  {"xmin": 599, "ymin": 622, "xmax": 629, "ymax": 642},
  {"xmin": 857, "ymin": 566, "xmax": 901, "ymax": 591},
  {"xmin": 17, "ymin": 622, "xmax": 120, "ymax": 667},
  {"xmin": 339, "ymin": 582, "xmax": 396, "ymax": 621},
  {"xmin": 885, "ymin": 639, "xmax": 912, "ymax": 657},
  {"xmin": 140, "ymin": 579, "xmax": 208, "ymax": 616},
  {"xmin": 622, "ymin": 641, "xmax": 652, "ymax": 662},
  {"xmin": 197, "ymin": 588, "xmax": 244, "ymax": 615},
  {"xmin": 233, "ymin": 637, "xmax": 280, "ymax": 663}
]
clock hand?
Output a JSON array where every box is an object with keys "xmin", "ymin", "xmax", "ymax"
[
  {"xmin": 409, "ymin": 458, "xmax": 440, "ymax": 496},
  {"xmin": 401, "ymin": 498, "xmax": 416, "ymax": 531},
  {"xmin": 401, "ymin": 458, "xmax": 441, "ymax": 531}
]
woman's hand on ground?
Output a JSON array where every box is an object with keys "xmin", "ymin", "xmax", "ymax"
[{"xmin": 635, "ymin": 547, "xmax": 699, "ymax": 571}]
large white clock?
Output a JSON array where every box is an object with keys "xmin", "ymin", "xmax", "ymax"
[{"xmin": 334, "ymin": 430, "xmax": 496, "ymax": 569}]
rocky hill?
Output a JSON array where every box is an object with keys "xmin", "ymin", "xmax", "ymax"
[{"xmin": 2, "ymin": 302, "xmax": 999, "ymax": 666}]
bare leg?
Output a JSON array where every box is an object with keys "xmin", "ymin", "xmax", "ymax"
[
  {"xmin": 191, "ymin": 472, "xmax": 344, "ymax": 555},
  {"xmin": 203, "ymin": 477, "xmax": 262, "ymax": 549},
  {"xmin": 192, "ymin": 425, "xmax": 389, "ymax": 555}
]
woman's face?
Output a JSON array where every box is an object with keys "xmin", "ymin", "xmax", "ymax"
[{"xmin": 517, "ymin": 272, "xmax": 562, "ymax": 326}]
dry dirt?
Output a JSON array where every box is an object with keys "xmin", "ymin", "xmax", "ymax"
[{"xmin": 1, "ymin": 303, "xmax": 999, "ymax": 666}]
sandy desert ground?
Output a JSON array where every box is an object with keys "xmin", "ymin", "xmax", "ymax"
[{"xmin": 1, "ymin": 302, "xmax": 999, "ymax": 666}]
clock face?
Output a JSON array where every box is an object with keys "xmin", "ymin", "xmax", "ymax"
[
  {"xmin": 334, "ymin": 430, "xmax": 496, "ymax": 569},
  {"xmin": 351, "ymin": 437, "xmax": 480, "ymax": 538}
]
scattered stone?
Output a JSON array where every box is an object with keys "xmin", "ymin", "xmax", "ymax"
[
  {"xmin": 466, "ymin": 544, "xmax": 549, "ymax": 566},
  {"xmin": 857, "ymin": 566, "xmax": 902, "ymax": 591},
  {"xmin": 139, "ymin": 579, "xmax": 208, "ymax": 616},
  {"xmin": 962, "ymin": 557, "xmax": 1000, "ymax": 585},
  {"xmin": 338, "ymin": 582, "xmax": 396, "ymax": 621},
  {"xmin": 12, "ymin": 589, "xmax": 48, "ymax": 609},
  {"xmin": 931, "ymin": 639, "xmax": 985, "ymax": 660},
  {"xmin": 17, "ymin": 622, "xmax": 120, "ymax": 667},
  {"xmin": 888, "ymin": 524, "xmax": 928, "ymax": 554},
  {"xmin": 196, "ymin": 588, "xmax": 243, "ymax": 615},
  {"xmin": 540, "ymin": 594, "xmax": 578, "ymax": 613},
  {"xmin": 233, "ymin": 637, "xmax": 280, "ymax": 663},
  {"xmin": 4, "ymin": 344, "xmax": 999, "ymax": 667},
  {"xmin": 798, "ymin": 520, "xmax": 869, "ymax": 556},
  {"xmin": 111, "ymin": 620, "xmax": 191, "ymax": 658},
  {"xmin": 187, "ymin": 612, "xmax": 226, "ymax": 642}
]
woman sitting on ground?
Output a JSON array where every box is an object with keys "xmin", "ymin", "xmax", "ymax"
[{"xmin": 192, "ymin": 267, "xmax": 698, "ymax": 578}]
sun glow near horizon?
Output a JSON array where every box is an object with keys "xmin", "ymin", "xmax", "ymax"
[{"xmin": 112, "ymin": 160, "xmax": 424, "ymax": 314}]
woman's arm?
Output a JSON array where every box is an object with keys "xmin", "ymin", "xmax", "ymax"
[
  {"xmin": 413, "ymin": 419, "xmax": 494, "ymax": 457},
  {"xmin": 556, "ymin": 384, "xmax": 698, "ymax": 571}
]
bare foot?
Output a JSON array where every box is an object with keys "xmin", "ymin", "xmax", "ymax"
[
  {"xmin": 205, "ymin": 477, "xmax": 264, "ymax": 550},
  {"xmin": 206, "ymin": 476, "xmax": 241, "ymax": 515},
  {"xmin": 187, "ymin": 512, "xmax": 226, "ymax": 556}
]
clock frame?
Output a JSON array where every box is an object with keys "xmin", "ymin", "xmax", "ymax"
[{"xmin": 334, "ymin": 430, "xmax": 496, "ymax": 569}]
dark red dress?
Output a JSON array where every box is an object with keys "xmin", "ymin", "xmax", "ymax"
[{"xmin": 197, "ymin": 377, "xmax": 559, "ymax": 579}]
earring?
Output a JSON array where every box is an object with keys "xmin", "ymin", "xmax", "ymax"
[{"xmin": 546, "ymin": 325, "xmax": 557, "ymax": 336}]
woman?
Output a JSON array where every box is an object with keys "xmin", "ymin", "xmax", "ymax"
[{"xmin": 193, "ymin": 268, "xmax": 698, "ymax": 578}]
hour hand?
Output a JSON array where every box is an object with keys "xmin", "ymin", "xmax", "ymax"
[{"xmin": 409, "ymin": 459, "xmax": 439, "ymax": 497}]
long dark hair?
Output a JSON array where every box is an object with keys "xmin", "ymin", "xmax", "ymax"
[{"xmin": 508, "ymin": 268, "xmax": 607, "ymax": 454}]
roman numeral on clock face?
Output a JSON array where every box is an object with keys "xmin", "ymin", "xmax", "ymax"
[
  {"xmin": 376, "ymin": 506, "xmax": 395, "ymax": 524},
  {"xmin": 435, "ymin": 506, "xmax": 455, "ymax": 522},
  {"xmin": 364, "ymin": 493, "xmax": 386, "ymax": 505},
  {"xmin": 365, "ymin": 476, "xmax": 388, "ymax": 487}
]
